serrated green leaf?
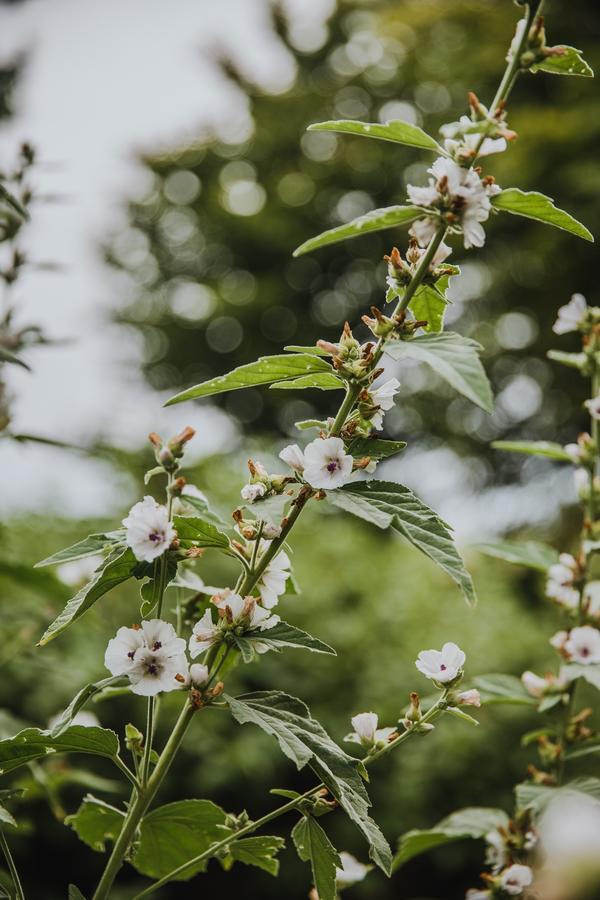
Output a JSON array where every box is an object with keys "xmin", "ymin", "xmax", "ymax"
[
  {"xmin": 491, "ymin": 440, "xmax": 571, "ymax": 462},
  {"xmin": 0, "ymin": 346, "xmax": 31, "ymax": 370},
  {"xmin": 346, "ymin": 437, "xmax": 407, "ymax": 461},
  {"xmin": 531, "ymin": 45, "xmax": 593, "ymax": 77},
  {"xmin": 0, "ymin": 726, "xmax": 120, "ymax": 774},
  {"xmin": 38, "ymin": 547, "xmax": 138, "ymax": 646},
  {"xmin": 293, "ymin": 206, "xmax": 423, "ymax": 257},
  {"xmin": 473, "ymin": 540, "xmax": 559, "ymax": 572},
  {"xmin": 234, "ymin": 621, "xmax": 336, "ymax": 662},
  {"xmin": 394, "ymin": 807, "xmax": 509, "ymax": 869},
  {"xmin": 292, "ymin": 816, "xmax": 341, "ymax": 900},
  {"xmin": 50, "ymin": 676, "xmax": 126, "ymax": 738},
  {"xmin": 165, "ymin": 354, "xmax": 333, "ymax": 405},
  {"xmin": 173, "ymin": 515, "xmax": 230, "ymax": 550},
  {"xmin": 410, "ymin": 273, "xmax": 453, "ymax": 333},
  {"xmin": 492, "ymin": 188, "xmax": 593, "ymax": 242},
  {"xmin": 65, "ymin": 794, "xmax": 125, "ymax": 852},
  {"xmin": 133, "ymin": 799, "xmax": 230, "ymax": 881},
  {"xmin": 35, "ymin": 531, "xmax": 125, "ymax": 568},
  {"xmin": 385, "ymin": 331, "xmax": 492, "ymax": 412},
  {"xmin": 308, "ymin": 119, "xmax": 443, "ymax": 152},
  {"xmin": 327, "ymin": 480, "xmax": 475, "ymax": 605},
  {"xmin": 473, "ymin": 674, "xmax": 537, "ymax": 706},
  {"xmin": 228, "ymin": 835, "xmax": 285, "ymax": 876},
  {"xmin": 225, "ymin": 691, "xmax": 391, "ymax": 873},
  {"xmin": 270, "ymin": 373, "xmax": 344, "ymax": 391}
]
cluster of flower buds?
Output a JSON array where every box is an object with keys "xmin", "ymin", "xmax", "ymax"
[
  {"xmin": 240, "ymin": 458, "xmax": 290, "ymax": 504},
  {"xmin": 564, "ymin": 431, "xmax": 595, "ymax": 467},
  {"xmin": 384, "ymin": 240, "xmax": 454, "ymax": 295},
  {"xmin": 317, "ymin": 321, "xmax": 377, "ymax": 380},
  {"xmin": 440, "ymin": 92, "xmax": 516, "ymax": 164},
  {"xmin": 148, "ymin": 426, "xmax": 196, "ymax": 473},
  {"xmin": 511, "ymin": 14, "xmax": 571, "ymax": 73},
  {"xmin": 467, "ymin": 863, "xmax": 533, "ymax": 898},
  {"xmin": 189, "ymin": 590, "xmax": 279, "ymax": 659}
]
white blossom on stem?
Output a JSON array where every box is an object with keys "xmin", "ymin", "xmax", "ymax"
[
  {"xmin": 369, "ymin": 378, "xmax": 401, "ymax": 430},
  {"xmin": 499, "ymin": 863, "xmax": 533, "ymax": 895},
  {"xmin": 521, "ymin": 670, "xmax": 549, "ymax": 698},
  {"xmin": 441, "ymin": 116, "xmax": 507, "ymax": 159},
  {"xmin": 279, "ymin": 444, "xmax": 305, "ymax": 472},
  {"xmin": 189, "ymin": 608, "xmax": 221, "ymax": 657},
  {"xmin": 189, "ymin": 663, "xmax": 209, "ymax": 686},
  {"xmin": 302, "ymin": 437, "xmax": 353, "ymax": 489},
  {"xmin": 105, "ymin": 619, "xmax": 188, "ymax": 696},
  {"xmin": 345, "ymin": 712, "xmax": 396, "ymax": 748},
  {"xmin": 584, "ymin": 395, "xmax": 600, "ymax": 421},
  {"xmin": 563, "ymin": 625, "xmax": 600, "ymax": 665},
  {"xmin": 240, "ymin": 482, "xmax": 267, "ymax": 503},
  {"xmin": 545, "ymin": 553, "xmax": 580, "ymax": 609},
  {"xmin": 552, "ymin": 293, "xmax": 587, "ymax": 335},
  {"xmin": 415, "ymin": 642, "xmax": 465, "ymax": 683},
  {"xmin": 256, "ymin": 543, "xmax": 291, "ymax": 609},
  {"xmin": 123, "ymin": 496, "xmax": 176, "ymax": 563},
  {"xmin": 455, "ymin": 689, "xmax": 481, "ymax": 707}
]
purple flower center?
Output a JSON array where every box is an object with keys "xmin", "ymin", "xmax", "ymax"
[
  {"xmin": 326, "ymin": 460, "xmax": 339, "ymax": 473},
  {"xmin": 153, "ymin": 641, "xmax": 162, "ymax": 651},
  {"xmin": 127, "ymin": 650, "xmax": 136, "ymax": 660},
  {"xmin": 147, "ymin": 662, "xmax": 159, "ymax": 676},
  {"xmin": 581, "ymin": 646, "xmax": 590, "ymax": 656},
  {"xmin": 148, "ymin": 531, "xmax": 163, "ymax": 543},
  {"xmin": 440, "ymin": 664, "xmax": 447, "ymax": 671}
]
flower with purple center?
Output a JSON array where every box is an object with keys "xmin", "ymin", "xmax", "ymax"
[
  {"xmin": 302, "ymin": 436, "xmax": 354, "ymax": 490},
  {"xmin": 104, "ymin": 619, "xmax": 188, "ymax": 696},
  {"xmin": 415, "ymin": 641, "xmax": 466, "ymax": 683},
  {"xmin": 123, "ymin": 496, "xmax": 176, "ymax": 563}
]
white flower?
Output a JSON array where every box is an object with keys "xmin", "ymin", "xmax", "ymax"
[
  {"xmin": 499, "ymin": 863, "xmax": 533, "ymax": 895},
  {"xmin": 257, "ymin": 543, "xmax": 291, "ymax": 609},
  {"xmin": 214, "ymin": 592, "xmax": 279, "ymax": 631},
  {"xmin": 345, "ymin": 712, "xmax": 396, "ymax": 748},
  {"xmin": 564, "ymin": 625, "xmax": 600, "ymax": 665},
  {"xmin": 335, "ymin": 852, "xmax": 371, "ymax": 889},
  {"xmin": 507, "ymin": 17, "xmax": 527, "ymax": 63},
  {"xmin": 240, "ymin": 482, "xmax": 266, "ymax": 503},
  {"xmin": 583, "ymin": 581, "xmax": 600, "ymax": 618},
  {"xmin": 552, "ymin": 293, "xmax": 587, "ymax": 335},
  {"xmin": 584, "ymin": 395, "xmax": 600, "ymax": 421},
  {"xmin": 415, "ymin": 641, "xmax": 465, "ymax": 683},
  {"xmin": 564, "ymin": 442, "xmax": 584, "ymax": 464},
  {"xmin": 550, "ymin": 629, "xmax": 569, "ymax": 652},
  {"xmin": 123, "ymin": 496, "xmax": 176, "ymax": 563},
  {"xmin": 279, "ymin": 444, "xmax": 305, "ymax": 472},
  {"xmin": 485, "ymin": 829, "xmax": 508, "ymax": 874},
  {"xmin": 441, "ymin": 116, "xmax": 507, "ymax": 159},
  {"xmin": 521, "ymin": 670, "xmax": 549, "ymax": 698},
  {"xmin": 546, "ymin": 553, "xmax": 580, "ymax": 608},
  {"xmin": 538, "ymin": 792, "xmax": 600, "ymax": 869},
  {"xmin": 105, "ymin": 619, "xmax": 188, "ymax": 696},
  {"xmin": 189, "ymin": 608, "xmax": 221, "ymax": 658},
  {"xmin": 369, "ymin": 377, "xmax": 400, "ymax": 430},
  {"xmin": 455, "ymin": 689, "xmax": 481, "ymax": 707},
  {"xmin": 189, "ymin": 663, "xmax": 209, "ymax": 686},
  {"xmin": 262, "ymin": 522, "xmax": 282, "ymax": 540},
  {"xmin": 574, "ymin": 467, "xmax": 591, "ymax": 497},
  {"xmin": 302, "ymin": 437, "xmax": 354, "ymax": 490}
]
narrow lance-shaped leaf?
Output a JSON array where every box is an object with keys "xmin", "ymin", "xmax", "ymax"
[
  {"xmin": 473, "ymin": 540, "xmax": 560, "ymax": 572},
  {"xmin": 50, "ymin": 675, "xmax": 126, "ymax": 738},
  {"xmin": 394, "ymin": 807, "xmax": 509, "ymax": 869},
  {"xmin": 0, "ymin": 726, "xmax": 120, "ymax": 775},
  {"xmin": 492, "ymin": 188, "xmax": 593, "ymax": 242},
  {"xmin": 234, "ymin": 621, "xmax": 336, "ymax": 663},
  {"xmin": 38, "ymin": 547, "xmax": 138, "ymax": 646},
  {"xmin": 293, "ymin": 205, "xmax": 423, "ymax": 257},
  {"xmin": 491, "ymin": 440, "xmax": 571, "ymax": 462},
  {"xmin": 327, "ymin": 481, "xmax": 476, "ymax": 605},
  {"xmin": 531, "ymin": 46, "xmax": 593, "ymax": 77},
  {"xmin": 385, "ymin": 332, "xmax": 493, "ymax": 412},
  {"xmin": 308, "ymin": 119, "xmax": 444, "ymax": 152},
  {"xmin": 0, "ymin": 346, "xmax": 31, "ymax": 370},
  {"xmin": 292, "ymin": 815, "xmax": 342, "ymax": 900},
  {"xmin": 270, "ymin": 373, "xmax": 345, "ymax": 391},
  {"xmin": 226, "ymin": 691, "xmax": 392, "ymax": 873},
  {"xmin": 166, "ymin": 354, "xmax": 333, "ymax": 406},
  {"xmin": 35, "ymin": 531, "xmax": 125, "ymax": 568}
]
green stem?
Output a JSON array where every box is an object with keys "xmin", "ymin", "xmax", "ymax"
[
  {"xmin": 131, "ymin": 693, "xmax": 449, "ymax": 898},
  {"xmin": 141, "ymin": 698, "xmax": 155, "ymax": 787},
  {"xmin": 92, "ymin": 699, "xmax": 197, "ymax": 900},
  {"xmin": 0, "ymin": 829, "xmax": 25, "ymax": 900},
  {"xmin": 113, "ymin": 754, "xmax": 142, "ymax": 793}
]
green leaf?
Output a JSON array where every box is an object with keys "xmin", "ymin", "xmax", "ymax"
[
  {"xmin": 270, "ymin": 373, "xmax": 344, "ymax": 391},
  {"xmin": 0, "ymin": 726, "xmax": 120, "ymax": 774},
  {"xmin": 564, "ymin": 663, "xmax": 600, "ymax": 691},
  {"xmin": 394, "ymin": 807, "xmax": 509, "ymax": 869},
  {"xmin": 346, "ymin": 438, "xmax": 407, "ymax": 461},
  {"xmin": 38, "ymin": 547, "xmax": 138, "ymax": 646},
  {"xmin": 295, "ymin": 419, "xmax": 327, "ymax": 431},
  {"xmin": 65, "ymin": 795, "xmax": 125, "ymax": 852},
  {"xmin": 293, "ymin": 206, "xmax": 423, "ymax": 257},
  {"xmin": 531, "ymin": 45, "xmax": 593, "ymax": 77},
  {"xmin": 308, "ymin": 119, "xmax": 443, "ymax": 152},
  {"xmin": 516, "ymin": 777, "xmax": 600, "ymax": 815},
  {"xmin": 68, "ymin": 887, "xmax": 87, "ymax": 900},
  {"xmin": 234, "ymin": 621, "xmax": 336, "ymax": 663},
  {"xmin": 50, "ymin": 676, "xmax": 126, "ymax": 738},
  {"xmin": 473, "ymin": 674, "xmax": 537, "ymax": 706},
  {"xmin": 173, "ymin": 515, "xmax": 230, "ymax": 550},
  {"xmin": 292, "ymin": 815, "xmax": 341, "ymax": 900},
  {"xmin": 565, "ymin": 740, "xmax": 600, "ymax": 761},
  {"xmin": 284, "ymin": 345, "xmax": 330, "ymax": 357},
  {"xmin": 491, "ymin": 440, "xmax": 571, "ymax": 462},
  {"xmin": 492, "ymin": 188, "xmax": 593, "ymax": 242},
  {"xmin": 385, "ymin": 332, "xmax": 492, "ymax": 412},
  {"xmin": 35, "ymin": 532, "xmax": 125, "ymax": 568},
  {"xmin": 0, "ymin": 801, "xmax": 17, "ymax": 828},
  {"xmin": 133, "ymin": 799, "xmax": 230, "ymax": 881},
  {"xmin": 472, "ymin": 540, "xmax": 559, "ymax": 572},
  {"xmin": 227, "ymin": 835, "xmax": 285, "ymax": 876},
  {"xmin": 410, "ymin": 273, "xmax": 454, "ymax": 333},
  {"xmin": 326, "ymin": 480, "xmax": 475, "ymax": 605},
  {"xmin": 165, "ymin": 354, "xmax": 333, "ymax": 405},
  {"xmin": 225, "ymin": 691, "xmax": 392, "ymax": 873},
  {"xmin": 547, "ymin": 349, "xmax": 587, "ymax": 370},
  {"xmin": 0, "ymin": 347, "xmax": 31, "ymax": 370},
  {"xmin": 175, "ymin": 492, "xmax": 228, "ymax": 527}
]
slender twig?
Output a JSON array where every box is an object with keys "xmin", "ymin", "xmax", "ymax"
[{"xmin": 0, "ymin": 829, "xmax": 25, "ymax": 900}]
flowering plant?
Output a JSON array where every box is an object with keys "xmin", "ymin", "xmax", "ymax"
[{"xmin": 0, "ymin": 2, "xmax": 594, "ymax": 899}]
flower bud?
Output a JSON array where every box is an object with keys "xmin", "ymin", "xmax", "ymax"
[
  {"xmin": 189, "ymin": 663, "xmax": 209, "ymax": 686},
  {"xmin": 125, "ymin": 723, "xmax": 144, "ymax": 752}
]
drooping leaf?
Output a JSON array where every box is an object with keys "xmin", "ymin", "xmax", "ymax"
[
  {"xmin": 132, "ymin": 799, "xmax": 230, "ymax": 881},
  {"xmin": 172, "ymin": 515, "xmax": 230, "ymax": 550},
  {"xmin": 293, "ymin": 206, "xmax": 423, "ymax": 257},
  {"xmin": 473, "ymin": 540, "xmax": 559, "ymax": 572},
  {"xmin": 234, "ymin": 621, "xmax": 336, "ymax": 663},
  {"xmin": 531, "ymin": 45, "xmax": 593, "ymax": 77},
  {"xmin": 0, "ymin": 801, "xmax": 17, "ymax": 828},
  {"xmin": 394, "ymin": 807, "xmax": 509, "ymax": 869},
  {"xmin": 515, "ymin": 777, "xmax": 600, "ymax": 815},
  {"xmin": 308, "ymin": 119, "xmax": 443, "ymax": 153},
  {"xmin": 50, "ymin": 676, "xmax": 126, "ymax": 738},
  {"xmin": 226, "ymin": 691, "xmax": 392, "ymax": 873},
  {"xmin": 270, "ymin": 373, "xmax": 344, "ymax": 391},
  {"xmin": 226, "ymin": 835, "xmax": 285, "ymax": 876},
  {"xmin": 38, "ymin": 547, "xmax": 138, "ymax": 646},
  {"xmin": 0, "ymin": 346, "xmax": 31, "ymax": 370},
  {"xmin": 292, "ymin": 815, "xmax": 342, "ymax": 900},
  {"xmin": 165, "ymin": 354, "xmax": 333, "ymax": 405},
  {"xmin": 346, "ymin": 437, "xmax": 407, "ymax": 461},
  {"xmin": 385, "ymin": 331, "xmax": 492, "ymax": 412},
  {"xmin": 35, "ymin": 531, "xmax": 125, "ymax": 568},
  {"xmin": 491, "ymin": 189, "xmax": 593, "ymax": 242},
  {"xmin": 473, "ymin": 674, "xmax": 537, "ymax": 706},
  {"xmin": 491, "ymin": 440, "xmax": 571, "ymax": 462},
  {"xmin": 65, "ymin": 795, "xmax": 125, "ymax": 852},
  {"xmin": 0, "ymin": 726, "xmax": 120, "ymax": 774},
  {"xmin": 326, "ymin": 480, "xmax": 475, "ymax": 605}
]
